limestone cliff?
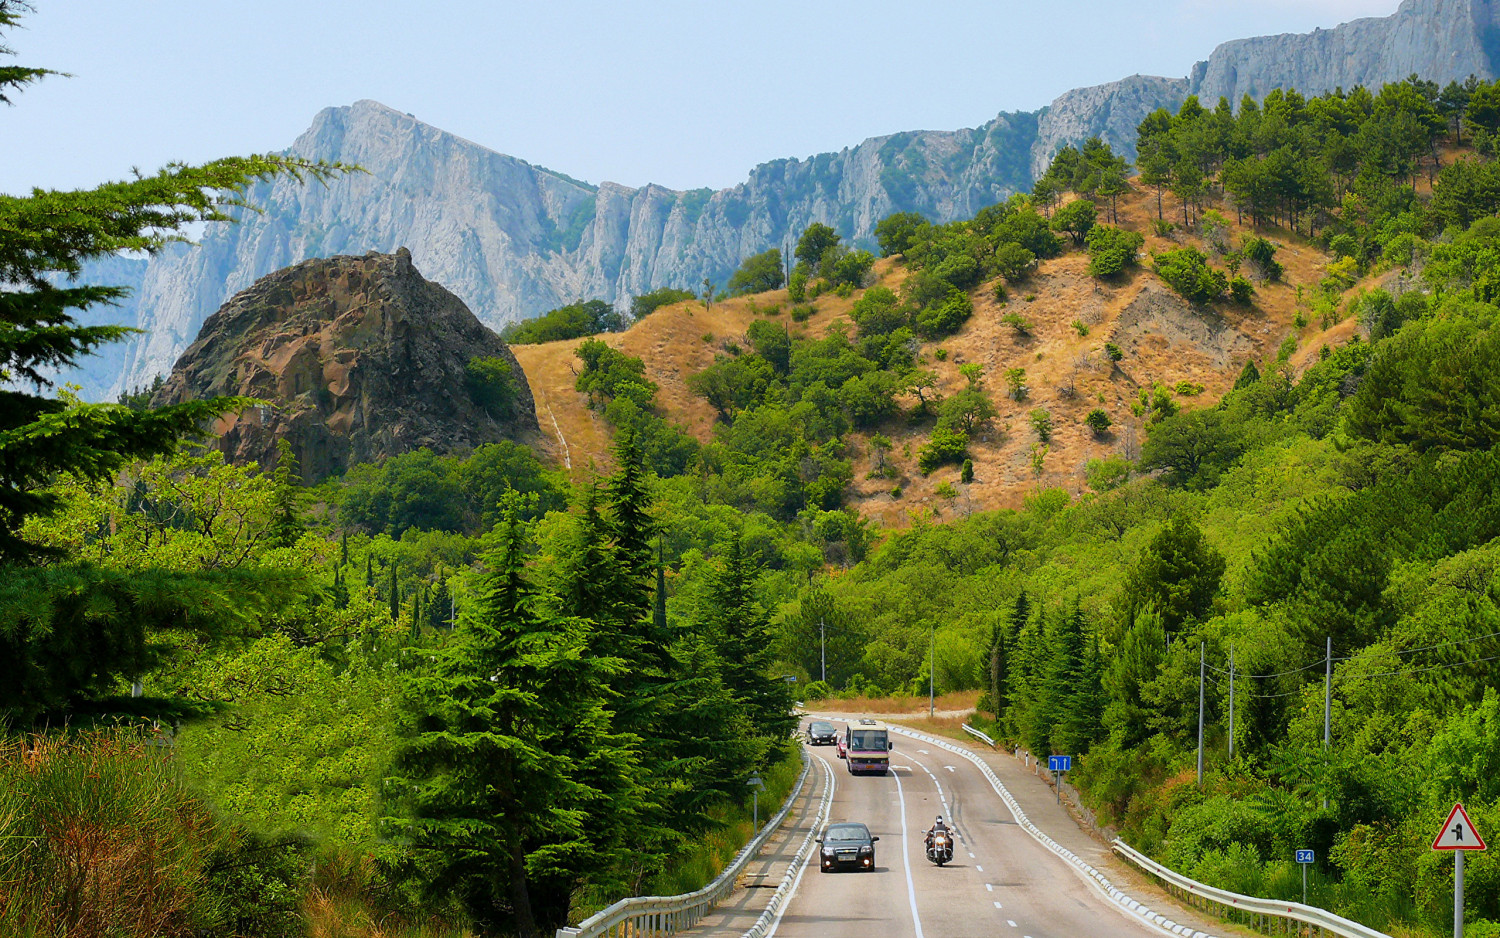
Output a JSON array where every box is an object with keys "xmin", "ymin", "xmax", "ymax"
[
  {"xmin": 66, "ymin": 0, "xmax": 1500, "ymax": 402},
  {"xmin": 152, "ymin": 249, "xmax": 537, "ymax": 481},
  {"xmin": 1189, "ymin": 0, "xmax": 1500, "ymax": 104}
]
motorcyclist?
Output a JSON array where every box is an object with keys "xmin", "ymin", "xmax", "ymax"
[{"xmin": 925, "ymin": 816, "xmax": 950, "ymax": 849}]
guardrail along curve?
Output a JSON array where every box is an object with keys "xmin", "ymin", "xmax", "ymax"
[
  {"xmin": 555, "ymin": 750, "xmax": 813, "ymax": 938},
  {"xmin": 1113, "ymin": 839, "xmax": 1392, "ymax": 938}
]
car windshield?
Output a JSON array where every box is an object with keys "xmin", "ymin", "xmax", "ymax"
[
  {"xmin": 826, "ymin": 826, "xmax": 868, "ymax": 842},
  {"xmin": 810, "ymin": 722, "xmax": 834, "ymax": 734},
  {"xmin": 851, "ymin": 730, "xmax": 886, "ymax": 750}
]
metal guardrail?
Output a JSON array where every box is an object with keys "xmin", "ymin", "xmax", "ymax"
[
  {"xmin": 555, "ymin": 751, "xmax": 813, "ymax": 938},
  {"xmin": 1113, "ymin": 839, "xmax": 1392, "ymax": 938},
  {"xmin": 740, "ymin": 755, "xmax": 836, "ymax": 938},
  {"xmin": 961, "ymin": 722, "xmax": 996, "ymax": 746}
]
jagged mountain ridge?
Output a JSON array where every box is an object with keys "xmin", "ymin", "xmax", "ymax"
[{"xmin": 73, "ymin": 0, "xmax": 1500, "ymax": 401}]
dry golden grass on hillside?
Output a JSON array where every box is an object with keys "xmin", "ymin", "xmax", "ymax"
[{"xmin": 511, "ymin": 181, "xmax": 1348, "ymax": 525}]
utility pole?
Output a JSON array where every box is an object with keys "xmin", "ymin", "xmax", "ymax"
[
  {"xmin": 1228, "ymin": 644, "xmax": 1236, "ymax": 760},
  {"xmin": 820, "ymin": 616, "xmax": 826, "ymax": 684},
  {"xmin": 1324, "ymin": 636, "xmax": 1332, "ymax": 811},
  {"xmin": 1196, "ymin": 641, "xmax": 1205, "ymax": 786},
  {"xmin": 929, "ymin": 623, "xmax": 936, "ymax": 718}
]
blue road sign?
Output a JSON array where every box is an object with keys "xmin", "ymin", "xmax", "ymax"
[
  {"xmin": 1296, "ymin": 849, "xmax": 1315, "ymax": 864},
  {"xmin": 1048, "ymin": 755, "xmax": 1072, "ymax": 772}
]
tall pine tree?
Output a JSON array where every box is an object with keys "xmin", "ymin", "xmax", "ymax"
[{"xmin": 386, "ymin": 497, "xmax": 640, "ymax": 938}]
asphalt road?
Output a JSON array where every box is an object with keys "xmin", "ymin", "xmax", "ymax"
[{"xmin": 764, "ymin": 721, "xmax": 1169, "ymax": 938}]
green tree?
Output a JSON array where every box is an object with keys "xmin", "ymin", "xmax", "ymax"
[
  {"xmin": 993, "ymin": 242, "xmax": 1038, "ymax": 282},
  {"xmin": 630, "ymin": 287, "xmax": 695, "ymax": 320},
  {"xmin": 1122, "ymin": 517, "xmax": 1225, "ymax": 636},
  {"xmin": 465, "ymin": 356, "xmax": 520, "ymax": 418},
  {"xmin": 268, "ymin": 439, "xmax": 304, "ymax": 548},
  {"xmin": 386, "ymin": 499, "xmax": 639, "ymax": 937},
  {"xmin": 706, "ymin": 529, "xmax": 795, "ymax": 760},
  {"xmin": 728, "ymin": 248, "xmax": 786, "ymax": 295},
  {"xmin": 795, "ymin": 222, "xmax": 841, "ymax": 270},
  {"xmin": 1085, "ymin": 409, "xmax": 1112, "ymax": 437},
  {"xmin": 1051, "ymin": 198, "xmax": 1097, "ymax": 246},
  {"xmin": 875, "ymin": 211, "xmax": 927, "ymax": 256},
  {"xmin": 1103, "ymin": 606, "xmax": 1167, "ymax": 746}
]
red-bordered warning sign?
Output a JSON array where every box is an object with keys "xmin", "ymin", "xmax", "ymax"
[{"xmin": 1433, "ymin": 803, "xmax": 1487, "ymax": 851}]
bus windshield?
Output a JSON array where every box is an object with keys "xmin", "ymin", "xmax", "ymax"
[{"xmin": 850, "ymin": 730, "xmax": 887, "ymax": 752}]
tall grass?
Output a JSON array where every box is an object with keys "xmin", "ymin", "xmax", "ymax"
[{"xmin": 0, "ymin": 727, "xmax": 222, "ymax": 938}]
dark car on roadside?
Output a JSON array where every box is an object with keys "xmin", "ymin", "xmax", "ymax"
[
  {"xmin": 806, "ymin": 720, "xmax": 839, "ymax": 746},
  {"xmin": 818, "ymin": 822, "xmax": 878, "ymax": 873}
]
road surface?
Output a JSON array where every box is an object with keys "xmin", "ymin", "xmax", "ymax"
[{"xmin": 757, "ymin": 721, "xmax": 1193, "ymax": 938}]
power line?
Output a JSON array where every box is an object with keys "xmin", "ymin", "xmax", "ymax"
[
  {"xmin": 1333, "ymin": 652, "xmax": 1500, "ymax": 683},
  {"xmin": 1333, "ymin": 629, "xmax": 1500, "ymax": 663}
]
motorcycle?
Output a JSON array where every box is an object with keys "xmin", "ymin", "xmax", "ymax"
[{"xmin": 925, "ymin": 829, "xmax": 954, "ymax": 866}]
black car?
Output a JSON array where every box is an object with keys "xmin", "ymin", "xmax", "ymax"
[
  {"xmin": 806, "ymin": 720, "xmax": 838, "ymax": 746},
  {"xmin": 818, "ymin": 822, "xmax": 878, "ymax": 872}
]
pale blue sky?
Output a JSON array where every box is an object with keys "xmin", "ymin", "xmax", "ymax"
[{"xmin": 3, "ymin": 0, "xmax": 1397, "ymax": 195}]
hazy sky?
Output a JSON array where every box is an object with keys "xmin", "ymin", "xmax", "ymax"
[{"xmin": 3, "ymin": 0, "xmax": 1398, "ymax": 195}]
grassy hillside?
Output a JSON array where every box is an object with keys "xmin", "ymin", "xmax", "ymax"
[{"xmin": 511, "ymin": 182, "xmax": 1337, "ymax": 526}]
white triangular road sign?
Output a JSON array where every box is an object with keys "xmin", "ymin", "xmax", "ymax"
[{"xmin": 1433, "ymin": 802, "xmax": 1487, "ymax": 851}]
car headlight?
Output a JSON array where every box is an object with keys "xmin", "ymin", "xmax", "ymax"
[
  {"xmin": 858, "ymin": 845, "xmax": 872, "ymax": 855},
  {"xmin": 822, "ymin": 847, "xmax": 835, "ymax": 857}
]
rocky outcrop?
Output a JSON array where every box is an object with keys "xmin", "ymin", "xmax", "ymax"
[
  {"xmin": 1188, "ymin": 0, "xmax": 1500, "ymax": 104},
  {"xmin": 152, "ymin": 249, "xmax": 537, "ymax": 481},
  {"xmin": 63, "ymin": 0, "xmax": 1500, "ymax": 401}
]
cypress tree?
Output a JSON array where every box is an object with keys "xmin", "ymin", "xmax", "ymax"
[
  {"xmin": 388, "ymin": 564, "xmax": 399, "ymax": 623},
  {"xmin": 707, "ymin": 529, "xmax": 795, "ymax": 759},
  {"xmin": 364, "ymin": 553, "xmax": 373, "ymax": 589},
  {"xmin": 268, "ymin": 438, "xmax": 304, "ymax": 548},
  {"xmin": 340, "ymin": 530, "xmax": 349, "ymax": 567}
]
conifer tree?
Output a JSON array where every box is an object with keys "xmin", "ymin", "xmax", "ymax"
[
  {"xmin": 364, "ymin": 553, "xmax": 374, "ymax": 589},
  {"xmin": 1103, "ymin": 605, "xmax": 1167, "ymax": 747},
  {"xmin": 1048, "ymin": 600, "xmax": 1091, "ymax": 754},
  {"xmin": 388, "ymin": 564, "xmax": 399, "ymax": 623},
  {"xmin": 386, "ymin": 497, "xmax": 640, "ymax": 937},
  {"xmin": 653, "ymin": 537, "xmax": 668, "ymax": 639},
  {"xmin": 708, "ymin": 530, "xmax": 795, "ymax": 760},
  {"xmin": 268, "ymin": 439, "xmax": 304, "ymax": 548}
]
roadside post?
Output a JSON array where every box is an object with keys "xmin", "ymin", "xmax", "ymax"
[
  {"xmin": 748, "ymin": 773, "xmax": 765, "ymax": 830},
  {"xmin": 1048, "ymin": 755, "xmax": 1072, "ymax": 805},
  {"xmin": 1433, "ymin": 802, "xmax": 1487, "ymax": 937},
  {"xmin": 1295, "ymin": 849, "xmax": 1314, "ymax": 904}
]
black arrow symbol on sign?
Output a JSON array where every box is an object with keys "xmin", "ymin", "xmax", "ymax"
[{"xmin": 1454, "ymin": 823, "xmax": 1465, "ymax": 841}]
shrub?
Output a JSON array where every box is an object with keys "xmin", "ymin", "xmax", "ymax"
[
  {"xmin": 727, "ymin": 248, "xmax": 786, "ymax": 295},
  {"xmin": 803, "ymin": 679, "xmax": 834, "ymax": 700},
  {"xmin": 890, "ymin": 485, "xmax": 903, "ymax": 498},
  {"xmin": 790, "ymin": 303, "xmax": 815, "ymax": 322},
  {"xmin": 935, "ymin": 481, "xmax": 958, "ymax": 499},
  {"xmin": 1085, "ymin": 455, "xmax": 1131, "ymax": 490},
  {"xmin": 465, "ymin": 356, "xmax": 519, "ymax": 419},
  {"xmin": 918, "ymin": 428, "xmax": 969, "ymax": 474},
  {"xmin": 1152, "ymin": 247, "xmax": 1227, "ymax": 303},
  {"xmin": 1173, "ymin": 381, "xmax": 1204, "ymax": 396},
  {"xmin": 1029, "ymin": 408, "xmax": 1053, "ymax": 443},
  {"xmin": 631, "ymin": 287, "xmax": 696, "ymax": 319},
  {"xmin": 1004, "ymin": 367, "xmax": 1028, "ymax": 401},
  {"xmin": 1085, "ymin": 224, "xmax": 1145, "ymax": 279},
  {"xmin": 1104, "ymin": 342, "xmax": 1123, "ymax": 361},
  {"xmin": 788, "ymin": 269, "xmax": 808, "ymax": 301},
  {"xmin": 914, "ymin": 290, "xmax": 973, "ymax": 339},
  {"xmin": 1001, "ymin": 311, "xmax": 1035, "ymax": 336},
  {"xmin": 1085, "ymin": 408, "xmax": 1112, "ymax": 436},
  {"xmin": 1242, "ymin": 236, "xmax": 1283, "ymax": 281},
  {"xmin": 993, "ymin": 242, "xmax": 1038, "ymax": 282},
  {"xmin": 960, "ymin": 459, "xmax": 974, "ymax": 483},
  {"xmin": 933, "ymin": 347, "xmax": 948, "ymax": 361},
  {"xmin": 1228, "ymin": 275, "xmax": 1254, "ymax": 303},
  {"xmin": 1071, "ymin": 319, "xmax": 1089, "ymax": 336}
]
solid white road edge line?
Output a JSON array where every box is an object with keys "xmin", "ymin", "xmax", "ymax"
[
  {"xmin": 893, "ymin": 766, "xmax": 927, "ymax": 938},
  {"xmin": 887, "ymin": 726, "xmax": 1220, "ymax": 938},
  {"xmin": 750, "ymin": 751, "xmax": 837, "ymax": 938}
]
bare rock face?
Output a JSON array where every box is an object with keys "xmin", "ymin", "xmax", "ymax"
[
  {"xmin": 153, "ymin": 248, "xmax": 537, "ymax": 481},
  {"xmin": 1189, "ymin": 0, "xmax": 1500, "ymax": 105}
]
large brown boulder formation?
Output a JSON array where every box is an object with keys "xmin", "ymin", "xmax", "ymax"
[{"xmin": 154, "ymin": 248, "xmax": 538, "ymax": 481}]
